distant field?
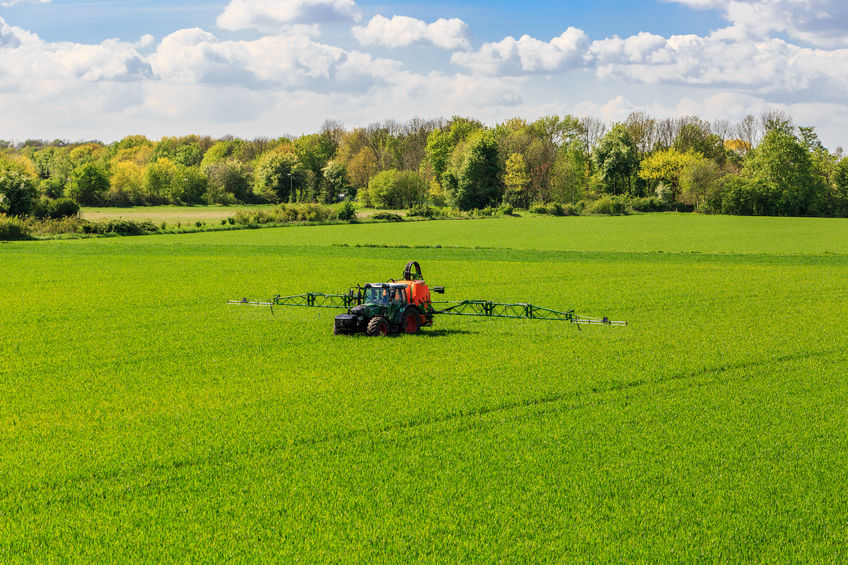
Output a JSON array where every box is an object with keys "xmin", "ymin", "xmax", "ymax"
[
  {"xmin": 80, "ymin": 205, "xmax": 275, "ymax": 225},
  {"xmin": 2, "ymin": 215, "xmax": 847, "ymax": 561},
  {"xmin": 80, "ymin": 204, "xmax": 405, "ymax": 225}
]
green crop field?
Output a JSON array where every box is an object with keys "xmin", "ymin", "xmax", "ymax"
[{"xmin": 2, "ymin": 214, "xmax": 847, "ymax": 561}]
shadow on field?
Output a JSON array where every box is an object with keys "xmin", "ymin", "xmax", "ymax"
[{"xmin": 419, "ymin": 328, "xmax": 474, "ymax": 338}]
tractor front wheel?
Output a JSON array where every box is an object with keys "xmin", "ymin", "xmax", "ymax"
[
  {"xmin": 366, "ymin": 316, "xmax": 390, "ymax": 337},
  {"xmin": 403, "ymin": 307, "xmax": 420, "ymax": 335}
]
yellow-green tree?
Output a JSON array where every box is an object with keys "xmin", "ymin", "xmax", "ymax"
[
  {"xmin": 638, "ymin": 147, "xmax": 704, "ymax": 200},
  {"xmin": 503, "ymin": 152, "xmax": 530, "ymax": 208}
]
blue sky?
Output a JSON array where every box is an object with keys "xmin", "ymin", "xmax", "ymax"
[{"xmin": 1, "ymin": 0, "xmax": 846, "ymax": 149}]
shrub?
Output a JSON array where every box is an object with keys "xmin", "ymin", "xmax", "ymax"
[
  {"xmin": 530, "ymin": 204, "xmax": 548, "ymax": 215},
  {"xmin": 630, "ymin": 196, "xmax": 668, "ymax": 213},
  {"xmin": 337, "ymin": 200, "xmax": 357, "ymax": 221},
  {"xmin": 547, "ymin": 202, "xmax": 565, "ymax": 216},
  {"xmin": 560, "ymin": 203, "xmax": 580, "ymax": 216},
  {"xmin": 0, "ymin": 214, "xmax": 33, "ymax": 240},
  {"xmin": 498, "ymin": 203, "xmax": 515, "ymax": 216},
  {"xmin": 82, "ymin": 219, "xmax": 157, "ymax": 236},
  {"xmin": 407, "ymin": 205, "xmax": 437, "ymax": 218},
  {"xmin": 49, "ymin": 198, "xmax": 80, "ymax": 219},
  {"xmin": 589, "ymin": 196, "xmax": 628, "ymax": 215},
  {"xmin": 372, "ymin": 212, "xmax": 404, "ymax": 222}
]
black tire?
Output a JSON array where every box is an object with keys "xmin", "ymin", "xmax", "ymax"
[
  {"xmin": 333, "ymin": 324, "xmax": 343, "ymax": 335},
  {"xmin": 366, "ymin": 316, "xmax": 390, "ymax": 337},
  {"xmin": 402, "ymin": 307, "xmax": 420, "ymax": 335}
]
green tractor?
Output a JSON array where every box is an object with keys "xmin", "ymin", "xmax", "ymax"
[
  {"xmin": 229, "ymin": 260, "xmax": 627, "ymax": 334},
  {"xmin": 333, "ymin": 261, "xmax": 443, "ymax": 336}
]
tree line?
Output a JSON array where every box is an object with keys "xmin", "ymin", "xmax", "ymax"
[{"xmin": 2, "ymin": 110, "xmax": 848, "ymax": 218}]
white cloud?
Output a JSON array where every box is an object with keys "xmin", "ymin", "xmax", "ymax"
[
  {"xmin": 589, "ymin": 32, "xmax": 669, "ymax": 64},
  {"xmin": 148, "ymin": 27, "xmax": 398, "ymax": 92},
  {"xmin": 217, "ymin": 0, "xmax": 361, "ymax": 32},
  {"xmin": 591, "ymin": 33, "xmax": 848, "ymax": 101},
  {"xmin": 451, "ymin": 27, "xmax": 589, "ymax": 75},
  {"xmin": 352, "ymin": 15, "xmax": 470, "ymax": 50},
  {"xmin": 0, "ymin": 17, "xmax": 150, "ymax": 85},
  {"xmin": 666, "ymin": 0, "xmax": 848, "ymax": 47}
]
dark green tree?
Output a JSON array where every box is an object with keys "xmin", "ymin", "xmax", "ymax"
[
  {"xmin": 593, "ymin": 125, "xmax": 638, "ymax": 195},
  {"xmin": 452, "ymin": 133, "xmax": 501, "ymax": 210},
  {"xmin": 0, "ymin": 171, "xmax": 38, "ymax": 216},
  {"xmin": 67, "ymin": 163, "xmax": 109, "ymax": 205},
  {"xmin": 742, "ymin": 128, "xmax": 824, "ymax": 215}
]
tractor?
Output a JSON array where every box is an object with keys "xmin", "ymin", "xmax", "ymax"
[
  {"xmin": 229, "ymin": 260, "xmax": 627, "ymax": 334},
  {"xmin": 333, "ymin": 261, "xmax": 442, "ymax": 336}
]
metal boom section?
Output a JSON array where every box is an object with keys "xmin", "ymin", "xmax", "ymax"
[
  {"xmin": 228, "ymin": 292, "xmax": 358, "ymax": 314},
  {"xmin": 229, "ymin": 293, "xmax": 626, "ymax": 325},
  {"xmin": 431, "ymin": 300, "xmax": 626, "ymax": 326}
]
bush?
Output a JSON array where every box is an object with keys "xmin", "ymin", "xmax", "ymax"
[
  {"xmin": 547, "ymin": 202, "xmax": 564, "ymax": 216},
  {"xmin": 82, "ymin": 219, "xmax": 157, "ymax": 236},
  {"xmin": 0, "ymin": 214, "xmax": 33, "ymax": 240},
  {"xmin": 530, "ymin": 204, "xmax": 549, "ymax": 215},
  {"xmin": 498, "ymin": 203, "xmax": 515, "ymax": 216},
  {"xmin": 560, "ymin": 203, "xmax": 580, "ymax": 216},
  {"xmin": 49, "ymin": 198, "xmax": 80, "ymax": 219},
  {"xmin": 630, "ymin": 196, "xmax": 668, "ymax": 213},
  {"xmin": 589, "ymin": 196, "xmax": 628, "ymax": 215},
  {"xmin": 232, "ymin": 203, "xmax": 336, "ymax": 225},
  {"xmin": 372, "ymin": 212, "xmax": 404, "ymax": 222},
  {"xmin": 337, "ymin": 200, "xmax": 357, "ymax": 221},
  {"xmin": 407, "ymin": 205, "xmax": 438, "ymax": 218}
]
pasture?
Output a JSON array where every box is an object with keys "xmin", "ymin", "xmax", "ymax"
[{"xmin": 2, "ymin": 214, "xmax": 847, "ymax": 561}]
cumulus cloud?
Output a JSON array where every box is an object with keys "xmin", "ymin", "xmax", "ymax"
[
  {"xmin": 217, "ymin": 0, "xmax": 361, "ymax": 32},
  {"xmin": 352, "ymin": 15, "xmax": 470, "ymax": 50},
  {"xmin": 665, "ymin": 0, "xmax": 848, "ymax": 47},
  {"xmin": 148, "ymin": 27, "xmax": 398, "ymax": 92},
  {"xmin": 0, "ymin": 17, "xmax": 151, "ymax": 85},
  {"xmin": 590, "ymin": 33, "xmax": 848, "ymax": 101},
  {"xmin": 451, "ymin": 27, "xmax": 589, "ymax": 75}
]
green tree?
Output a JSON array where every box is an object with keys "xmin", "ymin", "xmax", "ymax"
[
  {"xmin": 503, "ymin": 152, "xmax": 530, "ymax": 208},
  {"xmin": 834, "ymin": 157, "xmax": 848, "ymax": 198},
  {"xmin": 322, "ymin": 160, "xmax": 351, "ymax": 203},
  {"xmin": 593, "ymin": 125, "xmax": 638, "ymax": 195},
  {"xmin": 550, "ymin": 140, "xmax": 589, "ymax": 204},
  {"xmin": 67, "ymin": 162, "xmax": 109, "ymax": 205},
  {"xmin": 452, "ymin": 133, "xmax": 501, "ymax": 210},
  {"xmin": 142, "ymin": 158, "xmax": 176, "ymax": 204},
  {"xmin": 0, "ymin": 171, "xmax": 38, "ymax": 216},
  {"xmin": 365, "ymin": 169, "xmax": 427, "ymax": 209},
  {"xmin": 742, "ymin": 128, "xmax": 824, "ymax": 215},
  {"xmin": 172, "ymin": 165, "xmax": 208, "ymax": 204},
  {"xmin": 205, "ymin": 160, "xmax": 251, "ymax": 203},
  {"xmin": 254, "ymin": 151, "xmax": 305, "ymax": 203},
  {"xmin": 294, "ymin": 133, "xmax": 335, "ymax": 200}
]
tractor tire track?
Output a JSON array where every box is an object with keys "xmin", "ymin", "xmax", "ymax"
[{"xmin": 1, "ymin": 346, "xmax": 842, "ymax": 504}]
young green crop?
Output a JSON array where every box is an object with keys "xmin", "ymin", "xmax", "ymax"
[{"xmin": 1, "ymin": 215, "xmax": 847, "ymax": 561}]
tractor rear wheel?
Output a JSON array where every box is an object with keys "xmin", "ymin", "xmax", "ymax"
[
  {"xmin": 403, "ymin": 307, "xmax": 420, "ymax": 335},
  {"xmin": 366, "ymin": 316, "xmax": 390, "ymax": 337}
]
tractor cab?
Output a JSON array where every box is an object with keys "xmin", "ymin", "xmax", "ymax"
[{"xmin": 363, "ymin": 283, "xmax": 407, "ymax": 307}]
